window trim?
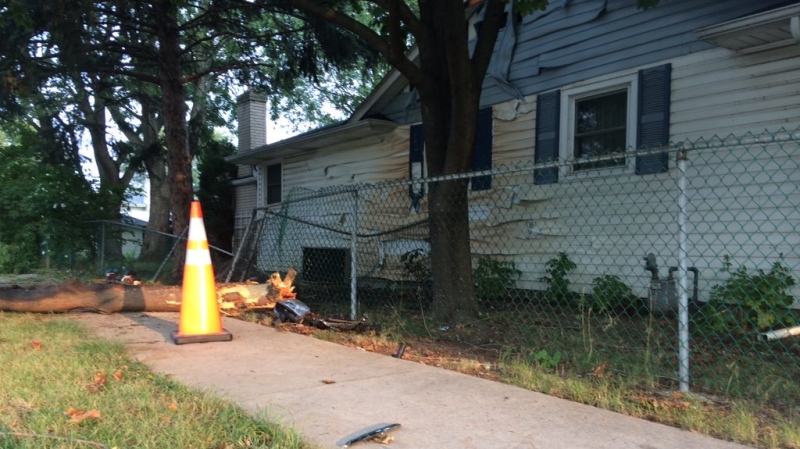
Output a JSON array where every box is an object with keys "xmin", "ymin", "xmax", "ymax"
[{"xmin": 559, "ymin": 74, "xmax": 638, "ymax": 179}]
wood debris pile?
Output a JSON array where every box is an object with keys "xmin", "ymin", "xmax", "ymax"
[{"xmin": 219, "ymin": 268, "xmax": 297, "ymax": 313}]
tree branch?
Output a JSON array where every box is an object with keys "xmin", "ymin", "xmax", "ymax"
[{"xmin": 288, "ymin": 0, "xmax": 435, "ymax": 97}]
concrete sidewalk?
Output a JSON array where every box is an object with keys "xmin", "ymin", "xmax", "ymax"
[{"xmin": 68, "ymin": 313, "xmax": 753, "ymax": 449}]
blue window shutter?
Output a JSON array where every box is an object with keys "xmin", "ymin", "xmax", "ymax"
[
  {"xmin": 534, "ymin": 90, "xmax": 560, "ymax": 185},
  {"xmin": 471, "ymin": 107, "xmax": 493, "ymax": 191},
  {"xmin": 409, "ymin": 124, "xmax": 425, "ymax": 206},
  {"xmin": 409, "ymin": 124, "xmax": 424, "ymax": 172},
  {"xmin": 636, "ymin": 63, "xmax": 671, "ymax": 175},
  {"xmin": 266, "ymin": 163, "xmax": 282, "ymax": 205}
]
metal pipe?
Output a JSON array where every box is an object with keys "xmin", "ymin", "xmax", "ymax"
[
  {"xmin": 759, "ymin": 325, "xmax": 800, "ymax": 342},
  {"xmin": 225, "ymin": 208, "xmax": 257, "ymax": 283},
  {"xmin": 239, "ymin": 214, "xmax": 268, "ymax": 282},
  {"xmin": 259, "ymin": 207, "xmax": 427, "ymax": 239},
  {"xmin": 99, "ymin": 221, "xmax": 105, "ymax": 275},
  {"xmin": 676, "ymin": 147, "xmax": 691, "ymax": 393},
  {"xmin": 688, "ymin": 267, "xmax": 699, "ymax": 303},
  {"xmin": 350, "ymin": 190, "xmax": 359, "ymax": 320},
  {"xmin": 88, "ymin": 220, "xmax": 233, "ymax": 256},
  {"xmin": 151, "ymin": 227, "xmax": 189, "ymax": 283}
]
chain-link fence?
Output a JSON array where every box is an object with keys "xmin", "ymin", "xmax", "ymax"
[
  {"xmin": 231, "ymin": 129, "xmax": 800, "ymax": 406},
  {"xmin": 90, "ymin": 220, "xmax": 233, "ymax": 283}
]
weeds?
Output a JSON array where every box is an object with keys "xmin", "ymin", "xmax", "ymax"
[
  {"xmin": 590, "ymin": 274, "xmax": 639, "ymax": 313},
  {"xmin": 539, "ymin": 252, "xmax": 576, "ymax": 302},
  {"xmin": 705, "ymin": 256, "xmax": 797, "ymax": 333},
  {"xmin": 474, "ymin": 258, "xmax": 522, "ymax": 302}
]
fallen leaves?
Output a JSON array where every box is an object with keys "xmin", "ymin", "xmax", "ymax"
[
  {"xmin": 29, "ymin": 340, "xmax": 42, "ymax": 350},
  {"xmin": 86, "ymin": 370, "xmax": 107, "ymax": 394},
  {"xmin": 591, "ymin": 361, "xmax": 609, "ymax": 378},
  {"xmin": 86, "ymin": 367, "xmax": 126, "ymax": 394},
  {"xmin": 66, "ymin": 407, "xmax": 101, "ymax": 425},
  {"xmin": 321, "ymin": 379, "xmax": 336, "ymax": 385},
  {"xmin": 631, "ymin": 391, "xmax": 693, "ymax": 412}
]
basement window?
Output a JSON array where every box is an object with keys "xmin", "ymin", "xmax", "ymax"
[{"xmin": 302, "ymin": 247, "xmax": 349, "ymax": 283}]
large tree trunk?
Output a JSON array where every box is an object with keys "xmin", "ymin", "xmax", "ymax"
[
  {"xmin": 411, "ymin": 0, "xmax": 506, "ymax": 329},
  {"xmin": 428, "ymin": 179, "xmax": 479, "ymax": 323},
  {"xmin": 271, "ymin": 0, "xmax": 508, "ymax": 328},
  {"xmin": 416, "ymin": 2, "xmax": 481, "ymax": 325},
  {"xmin": 155, "ymin": 0, "xmax": 193, "ymax": 279},
  {"xmin": 0, "ymin": 281, "xmax": 181, "ymax": 313},
  {"xmin": 0, "ymin": 280, "xmax": 269, "ymax": 314},
  {"xmin": 140, "ymin": 151, "xmax": 173, "ymax": 262}
]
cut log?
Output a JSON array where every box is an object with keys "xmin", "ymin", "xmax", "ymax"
[{"xmin": 0, "ymin": 280, "xmax": 183, "ymax": 313}]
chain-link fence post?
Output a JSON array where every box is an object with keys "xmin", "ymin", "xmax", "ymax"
[
  {"xmin": 350, "ymin": 189, "xmax": 359, "ymax": 320},
  {"xmin": 676, "ymin": 145, "xmax": 691, "ymax": 392},
  {"xmin": 98, "ymin": 221, "xmax": 105, "ymax": 275}
]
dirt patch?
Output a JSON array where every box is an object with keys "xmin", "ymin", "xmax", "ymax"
[{"xmin": 273, "ymin": 321, "xmax": 504, "ymax": 381}]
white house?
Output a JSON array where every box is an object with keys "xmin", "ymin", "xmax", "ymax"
[{"xmin": 227, "ymin": 0, "xmax": 800, "ymax": 303}]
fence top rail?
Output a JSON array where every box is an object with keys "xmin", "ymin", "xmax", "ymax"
[{"xmin": 87, "ymin": 220, "xmax": 233, "ymax": 257}]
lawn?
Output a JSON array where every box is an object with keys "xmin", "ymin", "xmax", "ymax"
[{"xmin": 0, "ymin": 311, "xmax": 316, "ymax": 449}]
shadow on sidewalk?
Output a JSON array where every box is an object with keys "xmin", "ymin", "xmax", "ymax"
[{"xmin": 124, "ymin": 312, "xmax": 178, "ymax": 342}]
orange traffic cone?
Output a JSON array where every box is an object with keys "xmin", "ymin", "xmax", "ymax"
[{"xmin": 171, "ymin": 201, "xmax": 232, "ymax": 345}]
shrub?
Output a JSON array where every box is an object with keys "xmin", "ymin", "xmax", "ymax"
[
  {"xmin": 706, "ymin": 256, "xmax": 797, "ymax": 332},
  {"xmin": 540, "ymin": 252, "xmax": 576, "ymax": 301},
  {"xmin": 590, "ymin": 274, "xmax": 639, "ymax": 312},
  {"xmin": 0, "ymin": 239, "xmax": 38, "ymax": 274},
  {"xmin": 474, "ymin": 258, "xmax": 521, "ymax": 301}
]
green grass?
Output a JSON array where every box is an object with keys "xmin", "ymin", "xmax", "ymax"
[
  {"xmin": 0, "ymin": 312, "xmax": 315, "ymax": 449},
  {"xmin": 342, "ymin": 300, "xmax": 800, "ymax": 449},
  {"xmin": 499, "ymin": 355, "xmax": 800, "ymax": 448}
]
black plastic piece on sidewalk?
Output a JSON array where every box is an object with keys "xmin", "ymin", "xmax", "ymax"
[{"xmin": 336, "ymin": 423, "xmax": 401, "ymax": 448}]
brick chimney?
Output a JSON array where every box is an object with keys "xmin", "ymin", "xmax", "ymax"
[
  {"xmin": 236, "ymin": 91, "xmax": 267, "ymax": 153},
  {"xmin": 233, "ymin": 91, "xmax": 267, "ymax": 251}
]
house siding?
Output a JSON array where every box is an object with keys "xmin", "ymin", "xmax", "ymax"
[
  {"xmin": 280, "ymin": 128, "xmax": 409, "ymax": 192},
  {"xmin": 252, "ymin": 43, "xmax": 800, "ymax": 299},
  {"xmin": 233, "ymin": 183, "xmax": 257, "ymax": 251},
  {"xmin": 671, "ymin": 45, "xmax": 800, "ymax": 137},
  {"xmin": 253, "ymin": 129, "xmax": 412, "ymax": 274},
  {"xmin": 484, "ymin": 46, "xmax": 800, "ymax": 300},
  {"xmin": 377, "ymin": 0, "xmax": 793, "ymax": 123},
  {"xmin": 240, "ymin": 0, "xmax": 800, "ymax": 303}
]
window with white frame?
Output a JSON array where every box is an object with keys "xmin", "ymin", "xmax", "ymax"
[
  {"xmin": 560, "ymin": 75, "xmax": 638, "ymax": 174},
  {"xmin": 534, "ymin": 64, "xmax": 671, "ymax": 185}
]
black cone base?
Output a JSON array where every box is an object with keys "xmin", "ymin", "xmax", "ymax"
[{"xmin": 171, "ymin": 329, "xmax": 233, "ymax": 345}]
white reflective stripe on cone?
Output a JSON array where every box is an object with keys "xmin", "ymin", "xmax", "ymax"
[
  {"xmin": 185, "ymin": 248, "xmax": 212, "ymax": 266},
  {"xmin": 188, "ymin": 217, "xmax": 208, "ymax": 242}
]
